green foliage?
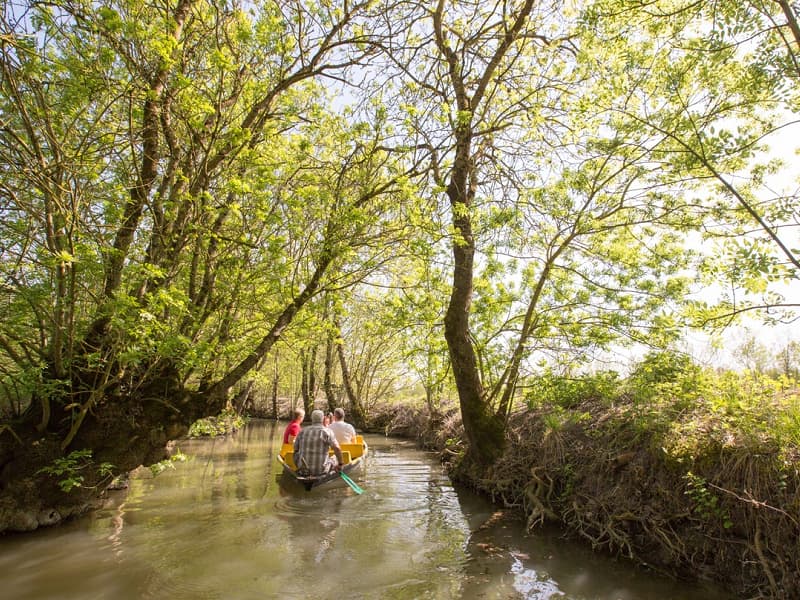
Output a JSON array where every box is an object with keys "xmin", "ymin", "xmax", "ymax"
[
  {"xmin": 541, "ymin": 406, "xmax": 591, "ymax": 432},
  {"xmin": 36, "ymin": 449, "xmax": 115, "ymax": 493},
  {"xmin": 1, "ymin": 0, "xmax": 798, "ymax": 487},
  {"xmin": 0, "ymin": 367, "xmax": 68, "ymax": 417},
  {"xmin": 683, "ymin": 471, "xmax": 734, "ymax": 529},
  {"xmin": 188, "ymin": 410, "xmax": 248, "ymax": 438},
  {"xmin": 0, "ymin": 0, "xmax": 404, "ymax": 446},
  {"xmin": 526, "ymin": 369, "xmax": 619, "ymax": 409},
  {"xmin": 626, "ymin": 351, "xmax": 710, "ymax": 407},
  {"xmin": 527, "ymin": 351, "xmax": 800, "ymax": 464},
  {"xmin": 707, "ymin": 370, "xmax": 800, "ymax": 447},
  {"xmin": 149, "ymin": 450, "xmax": 189, "ymax": 476}
]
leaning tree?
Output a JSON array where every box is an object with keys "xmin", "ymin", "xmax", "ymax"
[{"xmin": 0, "ymin": 0, "xmax": 413, "ymax": 531}]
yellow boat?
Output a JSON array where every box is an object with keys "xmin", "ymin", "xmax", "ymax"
[{"xmin": 277, "ymin": 434, "xmax": 368, "ymax": 491}]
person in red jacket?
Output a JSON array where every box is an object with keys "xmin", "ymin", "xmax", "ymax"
[{"xmin": 283, "ymin": 408, "xmax": 305, "ymax": 444}]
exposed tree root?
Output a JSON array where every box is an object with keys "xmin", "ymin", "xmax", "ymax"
[{"xmin": 753, "ymin": 522, "xmax": 778, "ymax": 596}]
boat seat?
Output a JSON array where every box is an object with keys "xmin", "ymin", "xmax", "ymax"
[
  {"xmin": 288, "ymin": 450, "xmax": 351, "ymax": 468},
  {"xmin": 339, "ymin": 443, "xmax": 363, "ymax": 460},
  {"xmin": 327, "ymin": 449, "xmax": 353, "ymax": 464},
  {"xmin": 283, "ymin": 452, "xmax": 297, "ymax": 470}
]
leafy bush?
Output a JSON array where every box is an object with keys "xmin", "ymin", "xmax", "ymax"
[
  {"xmin": 36, "ymin": 449, "xmax": 115, "ymax": 493},
  {"xmin": 188, "ymin": 409, "xmax": 248, "ymax": 438},
  {"xmin": 524, "ymin": 353, "xmax": 800, "ymax": 462},
  {"xmin": 525, "ymin": 368, "xmax": 619, "ymax": 409},
  {"xmin": 683, "ymin": 471, "xmax": 734, "ymax": 529},
  {"xmin": 626, "ymin": 351, "xmax": 710, "ymax": 407},
  {"xmin": 149, "ymin": 450, "xmax": 189, "ymax": 476}
]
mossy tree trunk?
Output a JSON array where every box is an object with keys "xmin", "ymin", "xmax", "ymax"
[{"xmin": 433, "ymin": 0, "xmax": 536, "ymax": 466}]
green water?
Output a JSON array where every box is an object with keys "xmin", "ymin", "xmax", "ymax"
[{"xmin": 0, "ymin": 420, "xmax": 732, "ymax": 599}]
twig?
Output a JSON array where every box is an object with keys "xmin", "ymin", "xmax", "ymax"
[{"xmin": 707, "ymin": 482, "xmax": 799, "ymax": 527}]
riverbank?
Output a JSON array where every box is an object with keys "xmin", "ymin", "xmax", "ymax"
[{"xmin": 378, "ymin": 383, "xmax": 799, "ymax": 599}]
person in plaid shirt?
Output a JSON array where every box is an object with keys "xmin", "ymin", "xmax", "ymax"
[{"xmin": 293, "ymin": 409, "xmax": 344, "ymax": 476}]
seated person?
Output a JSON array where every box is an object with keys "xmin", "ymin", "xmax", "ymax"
[
  {"xmin": 283, "ymin": 407, "xmax": 305, "ymax": 444},
  {"xmin": 293, "ymin": 409, "xmax": 343, "ymax": 476},
  {"xmin": 328, "ymin": 407, "xmax": 357, "ymax": 444}
]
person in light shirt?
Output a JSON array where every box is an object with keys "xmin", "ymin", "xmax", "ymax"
[{"xmin": 328, "ymin": 407, "xmax": 357, "ymax": 444}]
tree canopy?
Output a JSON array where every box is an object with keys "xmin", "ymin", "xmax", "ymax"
[{"xmin": 1, "ymin": 0, "xmax": 798, "ymax": 468}]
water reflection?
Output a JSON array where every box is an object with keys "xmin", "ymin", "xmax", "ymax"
[
  {"xmin": 0, "ymin": 420, "xmax": 731, "ymax": 599},
  {"xmin": 454, "ymin": 472, "xmax": 730, "ymax": 600}
]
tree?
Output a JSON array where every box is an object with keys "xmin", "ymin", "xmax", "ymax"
[
  {"xmin": 378, "ymin": 0, "xmax": 560, "ymax": 465},
  {"xmin": 583, "ymin": 0, "xmax": 800, "ymax": 330},
  {"xmin": 376, "ymin": 0, "xmax": 696, "ymax": 467},
  {"xmin": 387, "ymin": 259, "xmax": 452, "ymax": 413},
  {"xmin": 776, "ymin": 340, "xmax": 800, "ymax": 380},
  {"xmin": 0, "ymin": 0, "xmax": 416, "ymax": 529},
  {"xmin": 334, "ymin": 293, "xmax": 411, "ymax": 426},
  {"xmin": 735, "ymin": 333, "xmax": 771, "ymax": 375}
]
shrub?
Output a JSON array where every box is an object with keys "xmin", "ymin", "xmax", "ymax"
[{"xmin": 525, "ymin": 369, "xmax": 619, "ymax": 409}]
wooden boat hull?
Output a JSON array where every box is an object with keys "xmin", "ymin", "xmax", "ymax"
[
  {"xmin": 277, "ymin": 456, "xmax": 364, "ymax": 491},
  {"xmin": 277, "ymin": 436, "xmax": 368, "ymax": 491}
]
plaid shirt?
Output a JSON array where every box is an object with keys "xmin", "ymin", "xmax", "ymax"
[{"xmin": 293, "ymin": 424, "xmax": 338, "ymax": 475}]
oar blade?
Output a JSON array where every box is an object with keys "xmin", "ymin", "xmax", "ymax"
[{"xmin": 340, "ymin": 471, "xmax": 364, "ymax": 494}]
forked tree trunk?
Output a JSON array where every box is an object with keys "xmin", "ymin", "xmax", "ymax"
[{"xmin": 433, "ymin": 0, "xmax": 536, "ymax": 467}]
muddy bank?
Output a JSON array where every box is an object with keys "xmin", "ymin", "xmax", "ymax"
[
  {"xmin": 381, "ymin": 400, "xmax": 799, "ymax": 599},
  {"xmin": 0, "ymin": 390, "xmax": 213, "ymax": 535}
]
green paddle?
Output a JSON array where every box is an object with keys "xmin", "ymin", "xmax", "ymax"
[{"xmin": 340, "ymin": 471, "xmax": 364, "ymax": 494}]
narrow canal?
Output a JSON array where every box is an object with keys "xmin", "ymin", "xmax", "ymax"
[{"xmin": 0, "ymin": 420, "xmax": 732, "ymax": 599}]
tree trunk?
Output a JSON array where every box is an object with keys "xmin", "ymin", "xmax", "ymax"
[
  {"xmin": 441, "ymin": 125, "xmax": 505, "ymax": 466},
  {"xmin": 334, "ymin": 319, "xmax": 366, "ymax": 429},
  {"xmin": 300, "ymin": 349, "xmax": 310, "ymax": 412},
  {"xmin": 309, "ymin": 346, "xmax": 318, "ymax": 406},
  {"xmin": 323, "ymin": 330, "xmax": 337, "ymax": 412},
  {"xmin": 433, "ymin": 0, "xmax": 536, "ymax": 467},
  {"xmin": 271, "ymin": 375, "xmax": 279, "ymax": 419},
  {"xmin": 232, "ymin": 380, "xmax": 254, "ymax": 415}
]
